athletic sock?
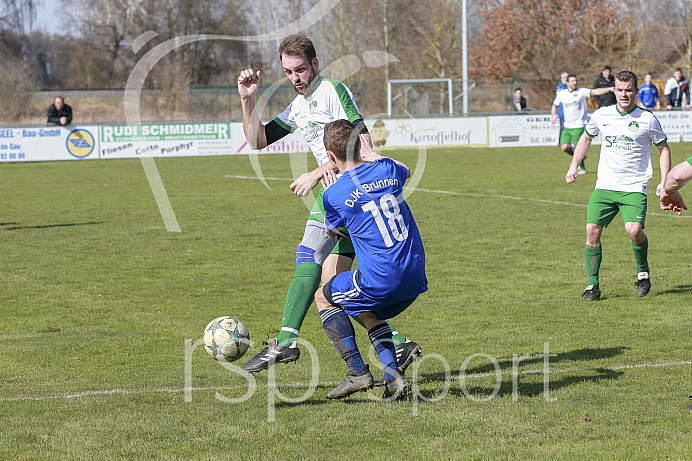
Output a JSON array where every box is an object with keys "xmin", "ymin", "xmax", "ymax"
[
  {"xmin": 584, "ymin": 244, "xmax": 602, "ymax": 286},
  {"xmin": 632, "ymin": 237, "xmax": 649, "ymax": 274},
  {"xmin": 320, "ymin": 307, "xmax": 365, "ymax": 374},
  {"xmin": 276, "ymin": 262, "xmax": 321, "ymax": 347},
  {"xmin": 368, "ymin": 324, "xmax": 398, "ymax": 382},
  {"xmin": 352, "ymin": 317, "xmax": 406, "ymax": 347},
  {"xmin": 566, "ymin": 147, "xmax": 574, "ymax": 156}
]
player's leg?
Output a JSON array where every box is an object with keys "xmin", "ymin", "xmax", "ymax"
[
  {"xmin": 241, "ymin": 190, "xmax": 336, "ymax": 374},
  {"xmin": 620, "ymin": 193, "xmax": 650, "ymax": 296},
  {"xmin": 326, "ymin": 237, "xmax": 422, "ymax": 372},
  {"xmin": 583, "ymin": 190, "xmax": 618, "ymax": 300},
  {"xmin": 315, "ymin": 274, "xmax": 373, "ymax": 400},
  {"xmin": 561, "ymin": 128, "xmax": 586, "ymax": 172},
  {"xmin": 358, "ymin": 311, "xmax": 408, "ymax": 402}
]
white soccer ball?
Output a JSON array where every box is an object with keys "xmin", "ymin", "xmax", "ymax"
[{"xmin": 203, "ymin": 316, "xmax": 250, "ymax": 362}]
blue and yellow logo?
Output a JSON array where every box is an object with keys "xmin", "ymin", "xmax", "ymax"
[{"xmin": 66, "ymin": 129, "xmax": 95, "ymax": 158}]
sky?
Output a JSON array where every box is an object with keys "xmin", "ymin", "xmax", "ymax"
[{"xmin": 33, "ymin": 0, "xmax": 63, "ymax": 35}]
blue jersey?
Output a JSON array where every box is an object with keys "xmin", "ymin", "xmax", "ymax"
[
  {"xmin": 637, "ymin": 83, "xmax": 660, "ymax": 109},
  {"xmin": 556, "ymin": 82, "xmax": 567, "ymax": 118},
  {"xmin": 323, "ymin": 158, "xmax": 427, "ymax": 303}
]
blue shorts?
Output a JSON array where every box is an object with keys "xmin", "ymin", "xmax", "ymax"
[{"xmin": 323, "ymin": 270, "xmax": 418, "ymax": 320}]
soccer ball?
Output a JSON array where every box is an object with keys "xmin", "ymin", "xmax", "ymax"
[{"xmin": 203, "ymin": 316, "xmax": 250, "ymax": 362}]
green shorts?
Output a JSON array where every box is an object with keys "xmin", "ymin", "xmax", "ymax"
[
  {"xmin": 560, "ymin": 127, "xmax": 585, "ymax": 146},
  {"xmin": 586, "ymin": 189, "xmax": 647, "ymax": 228},
  {"xmin": 309, "ymin": 187, "xmax": 355, "ymax": 256}
]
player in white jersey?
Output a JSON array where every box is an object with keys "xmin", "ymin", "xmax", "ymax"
[
  {"xmin": 551, "ymin": 74, "xmax": 614, "ymax": 174},
  {"xmin": 236, "ymin": 35, "xmax": 420, "ymax": 374},
  {"xmin": 566, "ymin": 70, "xmax": 672, "ymax": 300}
]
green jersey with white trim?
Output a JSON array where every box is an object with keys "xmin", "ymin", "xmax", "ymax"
[
  {"xmin": 553, "ymin": 88, "xmax": 592, "ymax": 128},
  {"xmin": 585, "ymin": 105, "xmax": 667, "ymax": 195},
  {"xmin": 272, "ymin": 76, "xmax": 362, "ymax": 166}
]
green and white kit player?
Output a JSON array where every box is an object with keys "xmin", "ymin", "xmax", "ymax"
[
  {"xmin": 566, "ymin": 70, "xmax": 672, "ymax": 300},
  {"xmin": 236, "ymin": 34, "xmax": 421, "ymax": 373},
  {"xmin": 552, "ymin": 74, "xmax": 614, "ymax": 174}
]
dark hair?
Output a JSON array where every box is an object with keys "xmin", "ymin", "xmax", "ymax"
[
  {"xmin": 676, "ymin": 68, "xmax": 683, "ymax": 73},
  {"xmin": 603, "ymin": 65, "xmax": 612, "ymax": 71},
  {"xmin": 615, "ymin": 70, "xmax": 638, "ymax": 89},
  {"xmin": 324, "ymin": 119, "xmax": 361, "ymax": 162},
  {"xmin": 567, "ymin": 74, "xmax": 577, "ymax": 81},
  {"xmin": 514, "ymin": 87, "xmax": 522, "ymax": 92},
  {"xmin": 279, "ymin": 34, "xmax": 317, "ymax": 62}
]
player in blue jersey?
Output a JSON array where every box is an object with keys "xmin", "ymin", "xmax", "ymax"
[
  {"xmin": 314, "ymin": 119, "xmax": 428, "ymax": 402},
  {"xmin": 237, "ymin": 35, "xmax": 420, "ymax": 375},
  {"xmin": 637, "ymin": 73, "xmax": 661, "ymax": 110}
]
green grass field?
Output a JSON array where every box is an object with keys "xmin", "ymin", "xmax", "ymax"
[{"xmin": 1, "ymin": 145, "xmax": 691, "ymax": 460}]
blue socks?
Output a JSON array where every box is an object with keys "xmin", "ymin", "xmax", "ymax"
[
  {"xmin": 320, "ymin": 307, "xmax": 365, "ymax": 374},
  {"xmin": 368, "ymin": 323, "xmax": 398, "ymax": 382}
]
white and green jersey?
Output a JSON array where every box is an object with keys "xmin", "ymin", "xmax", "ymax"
[
  {"xmin": 273, "ymin": 76, "xmax": 362, "ymax": 166},
  {"xmin": 585, "ymin": 105, "xmax": 667, "ymax": 194},
  {"xmin": 553, "ymin": 88, "xmax": 592, "ymax": 128}
]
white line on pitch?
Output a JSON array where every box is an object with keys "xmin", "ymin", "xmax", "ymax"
[
  {"xmin": 224, "ymin": 176, "xmax": 692, "ymax": 219},
  {"xmin": 3, "ymin": 360, "xmax": 691, "ymax": 402}
]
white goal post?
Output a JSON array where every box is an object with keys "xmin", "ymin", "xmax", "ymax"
[{"xmin": 387, "ymin": 78, "xmax": 475, "ymax": 116}]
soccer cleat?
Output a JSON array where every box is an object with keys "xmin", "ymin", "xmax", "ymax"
[
  {"xmin": 382, "ymin": 372, "xmax": 409, "ymax": 402},
  {"xmin": 577, "ymin": 167, "xmax": 587, "ymax": 175},
  {"xmin": 635, "ymin": 272, "xmax": 651, "ymax": 297},
  {"xmin": 241, "ymin": 338, "xmax": 300, "ymax": 374},
  {"xmin": 582, "ymin": 285, "xmax": 601, "ymax": 301},
  {"xmin": 327, "ymin": 365, "xmax": 375, "ymax": 400},
  {"xmin": 396, "ymin": 340, "xmax": 422, "ymax": 374}
]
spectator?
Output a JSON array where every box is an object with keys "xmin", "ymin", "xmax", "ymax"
[
  {"xmin": 556, "ymin": 72, "xmax": 568, "ymax": 144},
  {"xmin": 513, "ymin": 88, "xmax": 531, "ymax": 111},
  {"xmin": 46, "ymin": 96, "xmax": 72, "ymax": 126},
  {"xmin": 637, "ymin": 73, "xmax": 661, "ymax": 110},
  {"xmin": 664, "ymin": 68, "xmax": 690, "ymax": 110},
  {"xmin": 593, "ymin": 65, "xmax": 617, "ymax": 108}
]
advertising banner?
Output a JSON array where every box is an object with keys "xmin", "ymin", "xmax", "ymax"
[
  {"xmin": 653, "ymin": 111, "xmax": 692, "ymax": 142},
  {"xmin": 366, "ymin": 117, "xmax": 488, "ymax": 149},
  {"xmin": 488, "ymin": 114, "xmax": 558, "ymax": 147},
  {"xmin": 99, "ymin": 122, "xmax": 234, "ymax": 159},
  {"xmin": 0, "ymin": 125, "xmax": 99, "ymax": 162}
]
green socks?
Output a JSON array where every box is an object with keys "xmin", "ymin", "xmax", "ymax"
[
  {"xmin": 632, "ymin": 238, "xmax": 649, "ymax": 274},
  {"xmin": 584, "ymin": 244, "xmax": 602, "ymax": 286},
  {"xmin": 276, "ymin": 262, "xmax": 321, "ymax": 347}
]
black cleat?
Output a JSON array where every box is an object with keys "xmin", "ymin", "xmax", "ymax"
[
  {"xmin": 396, "ymin": 340, "xmax": 422, "ymax": 374},
  {"xmin": 382, "ymin": 372, "xmax": 408, "ymax": 402},
  {"xmin": 635, "ymin": 272, "xmax": 651, "ymax": 297},
  {"xmin": 241, "ymin": 338, "xmax": 300, "ymax": 374},
  {"xmin": 582, "ymin": 285, "xmax": 601, "ymax": 301},
  {"xmin": 327, "ymin": 365, "xmax": 375, "ymax": 400}
]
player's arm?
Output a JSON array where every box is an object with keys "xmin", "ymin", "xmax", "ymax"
[
  {"xmin": 290, "ymin": 161, "xmax": 338, "ymax": 197},
  {"xmin": 659, "ymin": 158, "xmax": 692, "ymax": 215},
  {"xmin": 590, "ymin": 87, "xmax": 614, "ymax": 97},
  {"xmin": 656, "ymin": 142, "xmax": 672, "ymax": 192},
  {"xmin": 238, "ymin": 68, "xmax": 268, "ymax": 150},
  {"xmin": 566, "ymin": 132, "xmax": 593, "ymax": 183},
  {"xmin": 664, "ymin": 157, "xmax": 692, "ymax": 193},
  {"xmin": 550, "ymin": 104, "xmax": 558, "ymax": 124}
]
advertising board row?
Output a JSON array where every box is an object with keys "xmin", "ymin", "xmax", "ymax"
[{"xmin": 3, "ymin": 112, "xmax": 692, "ymax": 163}]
